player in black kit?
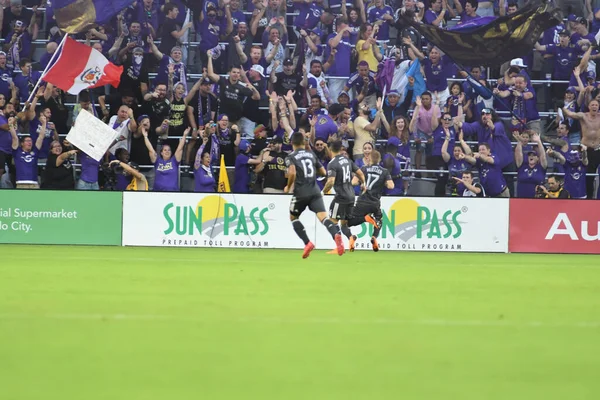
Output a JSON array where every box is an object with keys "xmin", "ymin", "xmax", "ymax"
[
  {"xmin": 348, "ymin": 150, "xmax": 394, "ymax": 252},
  {"xmin": 323, "ymin": 141, "xmax": 365, "ymax": 252},
  {"xmin": 284, "ymin": 132, "xmax": 345, "ymax": 258}
]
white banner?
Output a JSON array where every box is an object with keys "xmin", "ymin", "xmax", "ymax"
[
  {"xmin": 122, "ymin": 192, "xmax": 317, "ymax": 249},
  {"xmin": 122, "ymin": 193, "xmax": 509, "ymax": 253},
  {"xmin": 317, "ymin": 196, "xmax": 509, "ymax": 253},
  {"xmin": 66, "ymin": 109, "xmax": 118, "ymax": 161}
]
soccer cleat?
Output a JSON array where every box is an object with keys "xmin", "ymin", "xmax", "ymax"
[
  {"xmin": 334, "ymin": 233, "xmax": 344, "ymax": 256},
  {"xmin": 349, "ymin": 235, "xmax": 357, "ymax": 252},
  {"xmin": 302, "ymin": 242, "xmax": 315, "ymax": 259},
  {"xmin": 365, "ymin": 214, "xmax": 380, "ymax": 229},
  {"xmin": 371, "ymin": 237, "xmax": 379, "ymax": 252}
]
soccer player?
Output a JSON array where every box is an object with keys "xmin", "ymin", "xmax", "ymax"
[
  {"xmin": 323, "ymin": 141, "xmax": 365, "ymax": 252},
  {"xmin": 347, "ymin": 150, "xmax": 394, "ymax": 252},
  {"xmin": 284, "ymin": 132, "xmax": 344, "ymax": 258}
]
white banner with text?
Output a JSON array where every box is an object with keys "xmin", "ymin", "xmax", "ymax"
[{"xmin": 122, "ymin": 193, "xmax": 509, "ymax": 253}]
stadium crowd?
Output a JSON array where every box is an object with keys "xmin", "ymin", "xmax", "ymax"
[{"xmin": 0, "ymin": 0, "xmax": 599, "ymax": 199}]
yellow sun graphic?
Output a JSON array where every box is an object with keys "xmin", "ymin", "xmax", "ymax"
[
  {"xmin": 196, "ymin": 196, "xmax": 229, "ymax": 222},
  {"xmin": 388, "ymin": 199, "xmax": 421, "ymax": 226}
]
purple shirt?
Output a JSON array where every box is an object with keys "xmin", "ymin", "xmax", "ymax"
[
  {"xmin": 194, "ymin": 165, "xmax": 216, "ymax": 192},
  {"xmin": 29, "ymin": 118, "xmax": 54, "ymax": 159},
  {"xmin": 154, "ymin": 156, "xmax": 180, "ymax": 191},
  {"xmin": 198, "ymin": 17, "xmax": 223, "ymax": 52},
  {"xmin": 383, "ymin": 153, "xmax": 404, "ymax": 196},
  {"xmin": 476, "ymin": 153, "xmax": 507, "ymax": 196},
  {"xmin": 233, "ymin": 153, "xmax": 251, "ymax": 193},
  {"xmin": 324, "ymin": 33, "xmax": 352, "ymax": 77},
  {"xmin": 368, "ymin": 6, "xmax": 394, "ymax": 41},
  {"xmin": 79, "ymin": 152, "xmax": 99, "ymax": 183},
  {"xmin": 422, "ymin": 56, "xmax": 454, "ymax": 92},
  {"xmin": 564, "ymin": 161, "xmax": 587, "ymax": 199},
  {"xmin": 345, "ymin": 72, "xmax": 376, "ymax": 96},
  {"xmin": 12, "ymin": 147, "xmax": 39, "ymax": 183},
  {"xmin": 462, "ymin": 121, "xmax": 513, "ymax": 169},
  {"xmin": 546, "ymin": 43, "xmax": 581, "ymax": 79},
  {"xmin": 314, "ymin": 114, "xmax": 338, "ymax": 141},
  {"xmin": 294, "ymin": 2, "xmax": 320, "ymax": 30},
  {"xmin": 432, "ymin": 127, "xmax": 456, "ymax": 157},
  {"xmin": 517, "ymin": 163, "xmax": 546, "ymax": 198}
]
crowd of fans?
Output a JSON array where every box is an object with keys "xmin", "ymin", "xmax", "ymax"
[{"xmin": 0, "ymin": 0, "xmax": 599, "ymax": 199}]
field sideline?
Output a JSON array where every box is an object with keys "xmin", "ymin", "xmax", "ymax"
[{"xmin": 1, "ymin": 245, "xmax": 599, "ymax": 400}]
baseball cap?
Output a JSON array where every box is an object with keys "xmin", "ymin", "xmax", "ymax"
[
  {"xmin": 283, "ymin": 58, "xmax": 294, "ymax": 66},
  {"xmin": 338, "ymin": 91, "xmax": 350, "ymax": 99},
  {"xmin": 239, "ymin": 140, "xmax": 251, "ymax": 153},
  {"xmin": 481, "ymin": 108, "xmax": 493, "ymax": 114},
  {"xmin": 566, "ymin": 86, "xmax": 577, "ymax": 94},
  {"xmin": 200, "ymin": 77, "xmax": 212, "ymax": 85},
  {"xmin": 250, "ymin": 64, "xmax": 265, "ymax": 77},
  {"xmin": 510, "ymin": 58, "xmax": 527, "ymax": 68},
  {"xmin": 14, "ymin": 20, "xmax": 24, "ymax": 28},
  {"xmin": 558, "ymin": 30, "xmax": 570, "ymax": 37},
  {"xmin": 587, "ymin": 71, "xmax": 597, "ymax": 80},
  {"xmin": 527, "ymin": 150, "xmax": 538, "ymax": 157},
  {"xmin": 575, "ymin": 16, "xmax": 587, "ymax": 25},
  {"xmin": 386, "ymin": 89, "xmax": 400, "ymax": 97},
  {"xmin": 270, "ymin": 136, "xmax": 283, "ymax": 144},
  {"xmin": 567, "ymin": 14, "xmax": 578, "ymax": 22},
  {"xmin": 137, "ymin": 114, "xmax": 149, "ymax": 124},
  {"xmin": 387, "ymin": 136, "xmax": 401, "ymax": 147},
  {"xmin": 308, "ymin": 27, "xmax": 323, "ymax": 37}
]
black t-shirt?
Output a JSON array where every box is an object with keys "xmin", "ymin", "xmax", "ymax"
[
  {"xmin": 274, "ymin": 72, "xmax": 302, "ymax": 103},
  {"xmin": 242, "ymin": 77, "xmax": 264, "ymax": 122},
  {"xmin": 218, "ymin": 76, "xmax": 253, "ymax": 122},
  {"xmin": 190, "ymin": 92, "xmax": 218, "ymax": 126},
  {"xmin": 218, "ymin": 129, "xmax": 237, "ymax": 166},
  {"xmin": 2, "ymin": 7, "xmax": 33, "ymax": 35},
  {"xmin": 263, "ymin": 150, "xmax": 287, "ymax": 190},
  {"xmin": 129, "ymin": 134, "xmax": 152, "ymax": 166},
  {"xmin": 168, "ymin": 97, "xmax": 187, "ymax": 137},
  {"xmin": 43, "ymin": 154, "xmax": 75, "ymax": 190},
  {"xmin": 142, "ymin": 98, "xmax": 170, "ymax": 146},
  {"xmin": 119, "ymin": 55, "xmax": 150, "ymax": 102},
  {"xmin": 159, "ymin": 17, "xmax": 180, "ymax": 54},
  {"xmin": 41, "ymin": 96, "xmax": 69, "ymax": 135},
  {"xmin": 285, "ymin": 149, "xmax": 322, "ymax": 198}
]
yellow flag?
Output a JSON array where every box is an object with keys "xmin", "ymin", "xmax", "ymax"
[{"xmin": 217, "ymin": 154, "xmax": 230, "ymax": 193}]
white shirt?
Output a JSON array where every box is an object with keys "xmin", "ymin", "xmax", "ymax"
[{"xmin": 108, "ymin": 115, "xmax": 131, "ymax": 155}]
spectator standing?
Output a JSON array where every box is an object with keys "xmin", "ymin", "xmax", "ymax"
[
  {"xmin": 216, "ymin": 114, "xmax": 241, "ymax": 166},
  {"xmin": 463, "ymin": 143, "xmax": 510, "ymax": 198},
  {"xmin": 143, "ymin": 126, "xmax": 189, "ymax": 192},
  {"xmin": 108, "ymin": 106, "xmax": 137, "ymax": 156},
  {"xmin": 409, "ymin": 93, "xmax": 441, "ymax": 172},
  {"xmin": 233, "ymin": 139, "xmax": 262, "ymax": 193},
  {"xmin": 514, "ymin": 131, "xmax": 547, "ymax": 198},
  {"xmin": 547, "ymin": 145, "xmax": 589, "ymax": 199},
  {"xmin": 42, "ymin": 141, "xmax": 76, "ymax": 190},
  {"xmin": 442, "ymin": 130, "xmax": 472, "ymax": 196},
  {"xmin": 355, "ymin": 24, "xmax": 382, "ymax": 73},
  {"xmin": 453, "ymin": 170, "xmax": 485, "ymax": 197},
  {"xmin": 432, "ymin": 110, "xmax": 461, "ymax": 196},
  {"xmin": 194, "ymin": 151, "xmax": 216, "ymax": 192},
  {"xmin": 9, "ymin": 115, "xmax": 44, "ymax": 189},
  {"xmin": 13, "ymin": 58, "xmax": 40, "ymax": 103},
  {"xmin": 353, "ymin": 100, "xmax": 382, "ymax": 161},
  {"xmin": 255, "ymin": 136, "xmax": 287, "ymax": 193},
  {"xmin": 159, "ymin": 3, "xmax": 193, "ymax": 57},
  {"xmin": 324, "ymin": 20, "xmax": 352, "ymax": 100},
  {"xmin": 206, "ymin": 54, "xmax": 261, "ymax": 125},
  {"xmin": 76, "ymin": 152, "xmax": 100, "ymax": 190}
]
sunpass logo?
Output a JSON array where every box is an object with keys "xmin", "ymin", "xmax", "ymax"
[
  {"xmin": 355, "ymin": 199, "xmax": 466, "ymax": 240},
  {"xmin": 163, "ymin": 195, "xmax": 272, "ymax": 237}
]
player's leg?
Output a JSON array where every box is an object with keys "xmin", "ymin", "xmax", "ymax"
[
  {"xmin": 289, "ymin": 196, "xmax": 314, "ymax": 258},
  {"xmin": 346, "ymin": 201, "xmax": 369, "ymax": 227},
  {"xmin": 312, "ymin": 196, "xmax": 344, "ymax": 256},
  {"xmin": 370, "ymin": 206, "xmax": 384, "ymax": 252}
]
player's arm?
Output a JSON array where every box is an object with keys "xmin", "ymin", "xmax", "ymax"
[
  {"xmin": 317, "ymin": 166, "xmax": 327, "ymax": 177},
  {"xmin": 284, "ymin": 164, "xmax": 296, "ymax": 193},
  {"xmin": 323, "ymin": 176, "xmax": 335, "ymax": 194}
]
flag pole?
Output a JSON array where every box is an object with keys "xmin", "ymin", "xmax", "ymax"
[{"xmin": 26, "ymin": 33, "xmax": 69, "ymax": 104}]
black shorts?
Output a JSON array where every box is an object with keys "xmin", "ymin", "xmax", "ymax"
[
  {"xmin": 351, "ymin": 200, "xmax": 382, "ymax": 220},
  {"xmin": 289, "ymin": 194, "xmax": 326, "ymax": 217},
  {"xmin": 328, "ymin": 200, "xmax": 354, "ymax": 220}
]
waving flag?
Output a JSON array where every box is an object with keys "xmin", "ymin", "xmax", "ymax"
[
  {"xmin": 51, "ymin": 0, "xmax": 136, "ymax": 33},
  {"xmin": 42, "ymin": 37, "xmax": 123, "ymax": 94},
  {"xmin": 398, "ymin": 2, "xmax": 561, "ymax": 66}
]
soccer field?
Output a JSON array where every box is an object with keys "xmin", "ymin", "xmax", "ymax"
[{"xmin": 1, "ymin": 245, "xmax": 599, "ymax": 400}]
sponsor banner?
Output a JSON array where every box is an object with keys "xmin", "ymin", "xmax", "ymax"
[
  {"xmin": 317, "ymin": 196, "xmax": 509, "ymax": 252},
  {"xmin": 123, "ymin": 193, "xmax": 509, "ymax": 253},
  {"xmin": 509, "ymin": 199, "xmax": 600, "ymax": 254},
  {"xmin": 122, "ymin": 192, "xmax": 317, "ymax": 249},
  {"xmin": 0, "ymin": 190, "xmax": 122, "ymax": 245}
]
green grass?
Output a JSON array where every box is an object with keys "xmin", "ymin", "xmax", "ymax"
[{"xmin": 1, "ymin": 246, "xmax": 599, "ymax": 400}]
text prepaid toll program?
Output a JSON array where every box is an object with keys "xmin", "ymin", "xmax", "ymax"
[{"xmin": 0, "ymin": 208, "xmax": 79, "ymax": 220}]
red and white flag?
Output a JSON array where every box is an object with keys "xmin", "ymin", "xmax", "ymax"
[{"xmin": 43, "ymin": 37, "xmax": 123, "ymax": 94}]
